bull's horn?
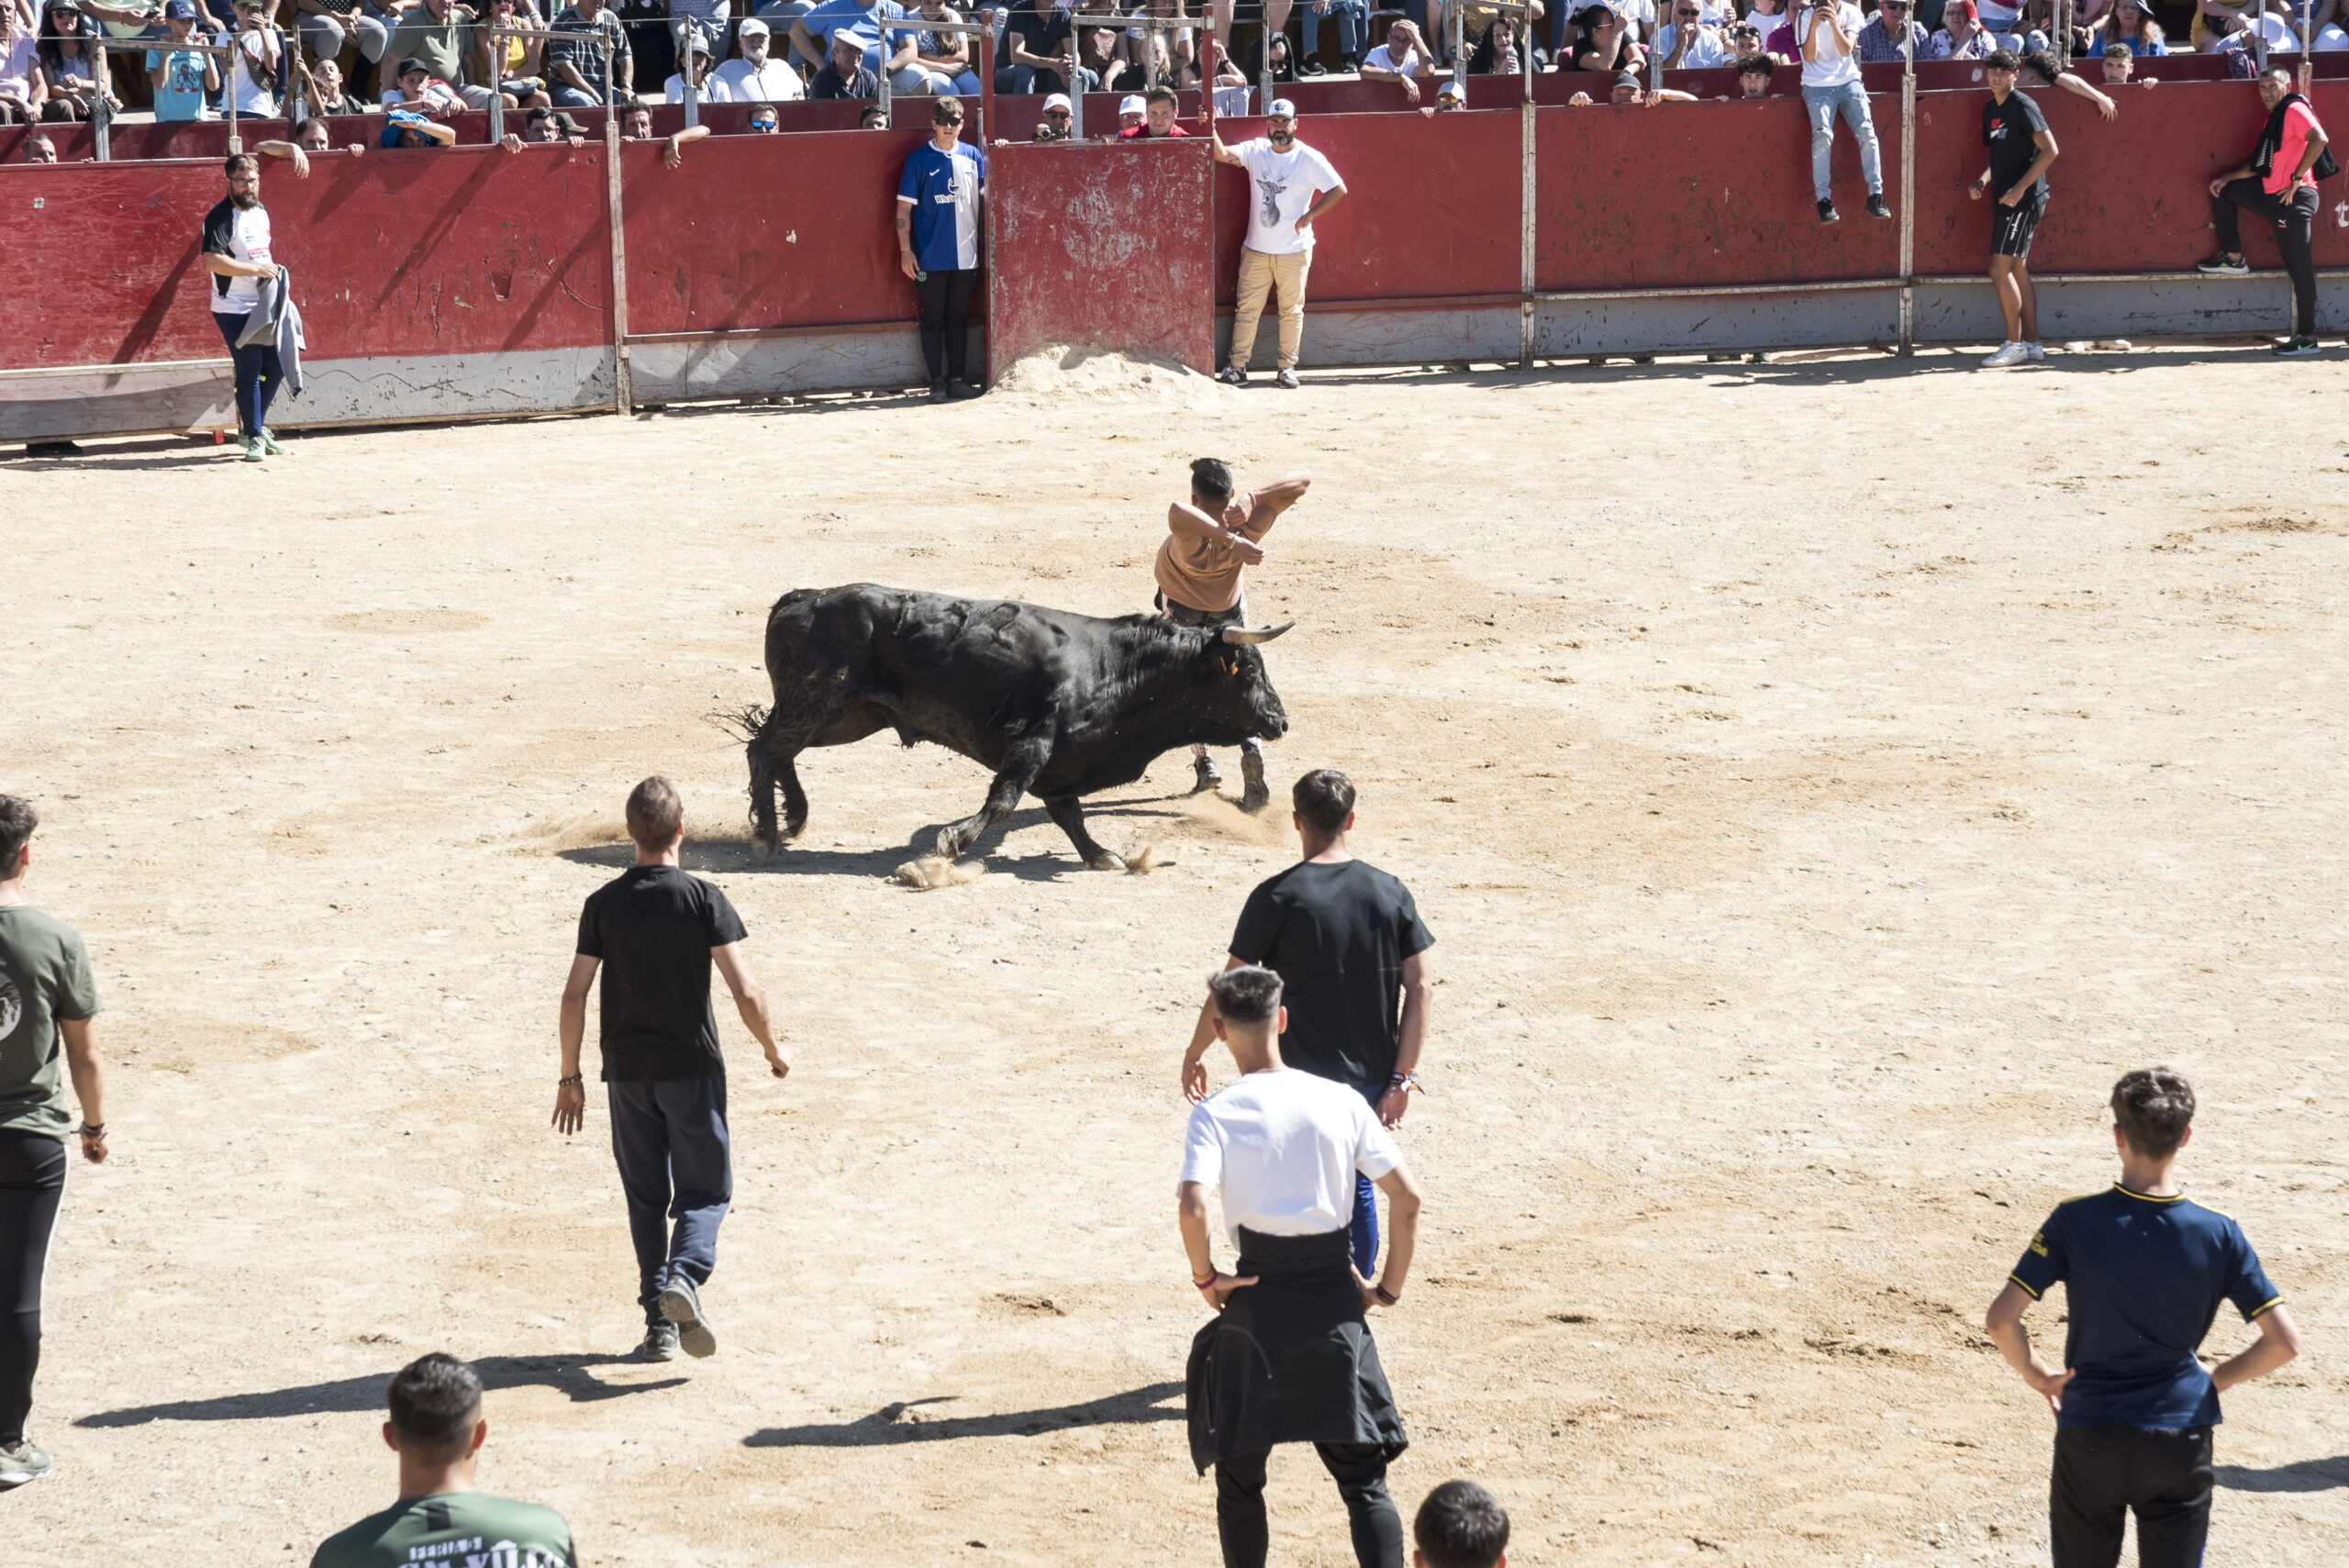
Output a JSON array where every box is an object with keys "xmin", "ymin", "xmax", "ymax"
[{"xmin": 1219, "ymin": 621, "xmax": 1297, "ymax": 647}]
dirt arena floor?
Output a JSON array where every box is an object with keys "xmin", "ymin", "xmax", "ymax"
[{"xmin": 5, "ymin": 345, "xmax": 2345, "ymax": 1567}]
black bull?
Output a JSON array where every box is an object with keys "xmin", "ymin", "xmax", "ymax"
[{"xmin": 747, "ymin": 584, "xmax": 1294, "ymax": 870}]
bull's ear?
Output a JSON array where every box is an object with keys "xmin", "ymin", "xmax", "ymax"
[{"xmin": 1219, "ymin": 621, "xmax": 1296, "ymax": 647}]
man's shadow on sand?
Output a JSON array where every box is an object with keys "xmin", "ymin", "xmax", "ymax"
[{"xmin": 73, "ymin": 1353, "xmax": 684, "ymax": 1428}]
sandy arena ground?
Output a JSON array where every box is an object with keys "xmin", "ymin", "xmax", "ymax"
[{"xmin": 4, "ymin": 345, "xmax": 2345, "ymax": 1567}]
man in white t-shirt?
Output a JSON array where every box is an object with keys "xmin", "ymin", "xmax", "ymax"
[
  {"xmin": 714, "ymin": 18, "xmax": 806, "ymax": 99},
  {"xmin": 1360, "ymin": 17, "xmax": 1438, "ymax": 103},
  {"xmin": 1180, "ymin": 964, "xmax": 1420, "ymax": 1568},
  {"xmin": 1795, "ymin": 0, "xmax": 1888, "ymax": 222},
  {"xmin": 200, "ymin": 150, "xmax": 307, "ymax": 462},
  {"xmin": 1209, "ymin": 99, "xmax": 1349, "ymax": 390}
]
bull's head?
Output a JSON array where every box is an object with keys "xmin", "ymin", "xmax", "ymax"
[{"xmin": 1197, "ymin": 622, "xmax": 1294, "ymax": 744}]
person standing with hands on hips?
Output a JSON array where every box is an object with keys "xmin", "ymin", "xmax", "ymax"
[
  {"xmin": 1968, "ymin": 50, "xmax": 2058, "ymax": 369},
  {"xmin": 1797, "ymin": 0, "xmax": 1890, "ymax": 224},
  {"xmin": 1208, "ymin": 98, "xmax": 1347, "ymax": 389},
  {"xmin": 898, "ymin": 96, "xmax": 987, "ymax": 403}
]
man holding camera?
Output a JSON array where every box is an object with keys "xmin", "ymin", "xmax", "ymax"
[{"xmin": 1797, "ymin": 0, "xmax": 1889, "ymax": 223}]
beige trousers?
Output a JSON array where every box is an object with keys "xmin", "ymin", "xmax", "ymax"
[{"xmin": 1230, "ymin": 246, "xmax": 1311, "ymax": 371}]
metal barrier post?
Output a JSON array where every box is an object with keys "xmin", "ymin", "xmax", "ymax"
[
  {"xmin": 605, "ymin": 106, "xmax": 632, "ymax": 413},
  {"xmin": 877, "ymin": 31, "xmax": 891, "ymax": 122},
  {"xmin": 93, "ymin": 45, "xmax": 112, "ymax": 160},
  {"xmin": 489, "ymin": 20, "xmax": 506, "ymax": 142},
  {"xmin": 2301, "ymin": 0, "xmax": 2313, "ymax": 88},
  {"xmin": 226, "ymin": 47, "xmax": 239, "ymax": 153},
  {"xmin": 980, "ymin": 20, "xmax": 994, "ymax": 145},
  {"xmin": 1897, "ymin": 36, "xmax": 1915, "ymax": 353},
  {"xmin": 1452, "ymin": 6, "xmax": 1465, "ymax": 100},
  {"xmin": 2054, "ymin": 0, "xmax": 2069, "ymax": 72}
]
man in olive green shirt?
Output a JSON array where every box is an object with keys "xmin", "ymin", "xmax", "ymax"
[
  {"xmin": 0, "ymin": 795, "xmax": 108, "ymax": 1490},
  {"xmin": 312, "ymin": 1353, "xmax": 576, "ymax": 1568}
]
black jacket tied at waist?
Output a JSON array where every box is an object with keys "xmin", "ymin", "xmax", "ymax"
[{"xmin": 1186, "ymin": 1226, "xmax": 1409, "ymax": 1473}]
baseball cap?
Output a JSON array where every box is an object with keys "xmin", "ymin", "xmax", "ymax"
[
  {"xmin": 163, "ymin": 0, "xmax": 196, "ymax": 17},
  {"xmin": 1613, "ymin": 70, "xmax": 1641, "ymax": 90},
  {"xmin": 1119, "ymin": 94, "xmax": 1144, "ymax": 114},
  {"xmin": 1041, "ymin": 92, "xmax": 1072, "ymax": 110},
  {"xmin": 684, "ymin": 35, "xmax": 711, "ymax": 54},
  {"xmin": 738, "ymin": 15, "xmax": 768, "ymax": 34},
  {"xmin": 1436, "ymin": 79, "xmax": 1464, "ymax": 100},
  {"xmin": 399, "ymin": 56, "xmax": 430, "ymax": 77},
  {"xmin": 1267, "ymin": 96, "xmax": 1296, "ymax": 118}
]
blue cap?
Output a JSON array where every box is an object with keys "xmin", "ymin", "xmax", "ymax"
[{"xmin": 164, "ymin": 0, "xmax": 198, "ymax": 17}]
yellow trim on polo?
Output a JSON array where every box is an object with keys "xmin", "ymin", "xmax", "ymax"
[
  {"xmin": 2247, "ymin": 1296, "xmax": 2284, "ymax": 1321},
  {"xmin": 2111, "ymin": 1183, "xmax": 2187, "ymax": 1204},
  {"xmin": 2009, "ymin": 1273, "xmax": 2043, "ymax": 1300}
]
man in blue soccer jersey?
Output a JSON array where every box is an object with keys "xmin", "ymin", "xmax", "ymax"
[
  {"xmin": 1986, "ymin": 1068, "xmax": 2302, "ymax": 1568},
  {"xmin": 896, "ymin": 95, "xmax": 985, "ymax": 403}
]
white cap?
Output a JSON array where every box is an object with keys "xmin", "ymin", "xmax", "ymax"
[
  {"xmin": 1119, "ymin": 94, "xmax": 1146, "ymax": 114},
  {"xmin": 1436, "ymin": 79, "xmax": 1463, "ymax": 98},
  {"xmin": 1042, "ymin": 92, "xmax": 1072, "ymax": 110},
  {"xmin": 1268, "ymin": 96, "xmax": 1297, "ymax": 118},
  {"xmin": 737, "ymin": 16, "xmax": 768, "ymax": 34}
]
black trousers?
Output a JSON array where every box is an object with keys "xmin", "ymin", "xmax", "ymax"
[
  {"xmin": 917, "ymin": 266, "xmax": 979, "ymax": 384},
  {"xmin": 1215, "ymin": 1443, "xmax": 1404, "ymax": 1568},
  {"xmin": 2050, "ymin": 1424, "xmax": 2213, "ymax": 1568},
  {"xmin": 2212, "ymin": 177, "xmax": 2319, "ymax": 339},
  {"xmin": 0, "ymin": 1130, "xmax": 68, "ymax": 1448}
]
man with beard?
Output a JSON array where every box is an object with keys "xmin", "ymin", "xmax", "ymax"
[
  {"xmin": 1207, "ymin": 97, "xmax": 1346, "ymax": 388},
  {"xmin": 201, "ymin": 149, "xmax": 312, "ymax": 462}
]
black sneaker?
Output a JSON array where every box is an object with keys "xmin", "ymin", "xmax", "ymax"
[
  {"xmin": 634, "ymin": 1323, "xmax": 681, "ymax": 1362},
  {"xmin": 1217, "ymin": 365, "xmax": 1247, "ymax": 385},
  {"xmin": 1, "ymin": 1440, "xmax": 55, "ymax": 1487},
  {"xmin": 1865, "ymin": 194, "xmax": 1891, "ymax": 219},
  {"xmin": 1818, "ymin": 199, "xmax": 1840, "ymax": 224},
  {"xmin": 1298, "ymin": 57, "xmax": 1326, "ymax": 74},
  {"xmin": 928, "ymin": 380, "xmax": 951, "ymax": 404},
  {"xmin": 947, "ymin": 378, "xmax": 984, "ymax": 399},
  {"xmin": 2273, "ymin": 335, "xmax": 2321, "ymax": 359},
  {"xmin": 659, "ymin": 1276, "xmax": 718, "ymax": 1359},
  {"xmin": 2196, "ymin": 253, "xmax": 2250, "ymax": 276}
]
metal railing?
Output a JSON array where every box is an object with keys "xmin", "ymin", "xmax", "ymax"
[
  {"xmin": 90, "ymin": 36, "xmax": 268, "ymax": 159},
  {"xmin": 1069, "ymin": 13, "xmax": 1198, "ymax": 138}
]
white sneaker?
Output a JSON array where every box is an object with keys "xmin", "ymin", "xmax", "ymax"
[
  {"xmin": 2026, "ymin": 341, "xmax": 2046, "ymax": 361},
  {"xmin": 1980, "ymin": 341, "xmax": 2029, "ymax": 369}
]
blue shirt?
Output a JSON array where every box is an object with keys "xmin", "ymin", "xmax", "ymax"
[
  {"xmin": 146, "ymin": 46, "xmax": 215, "ymax": 122},
  {"xmin": 802, "ymin": 0, "xmax": 906, "ymax": 73},
  {"xmin": 2009, "ymin": 1184, "xmax": 2281, "ymax": 1429},
  {"xmin": 896, "ymin": 139, "xmax": 984, "ymax": 272}
]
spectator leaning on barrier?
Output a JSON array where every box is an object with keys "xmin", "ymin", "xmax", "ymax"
[
  {"xmin": 1123, "ymin": 82, "xmax": 1190, "ymax": 136},
  {"xmin": 1567, "ymin": 65, "xmax": 1697, "ymax": 100},
  {"xmin": 716, "ymin": 17, "xmax": 805, "ymax": 97},
  {"xmin": 309, "ymin": 1354, "xmax": 576, "ymax": 1568},
  {"xmin": 1415, "ymin": 1481, "xmax": 1510, "ymax": 1568},
  {"xmin": 1734, "ymin": 46, "xmax": 1776, "ymax": 86},
  {"xmin": 1798, "ymin": 0, "xmax": 1889, "ymax": 222},
  {"xmin": 2100, "ymin": 37, "xmax": 2154, "ymax": 78},
  {"xmin": 664, "ymin": 35, "xmax": 730, "ymax": 100},
  {"xmin": 622, "ymin": 95, "xmax": 713, "ymax": 159},
  {"xmin": 1361, "ymin": 16, "xmax": 1439, "ymax": 103},
  {"xmin": 1025, "ymin": 87, "xmax": 1072, "ymax": 137},
  {"xmin": 859, "ymin": 101, "xmax": 887, "ymax": 124},
  {"xmin": 1656, "ymin": 0, "xmax": 1731, "ymax": 62},
  {"xmin": 809, "ymin": 28, "xmax": 878, "ymax": 94},
  {"xmin": 383, "ymin": 102, "xmax": 462, "ymax": 143},
  {"xmin": 1968, "ymin": 48, "xmax": 2057, "ymax": 368},
  {"xmin": 146, "ymin": 2, "xmax": 219, "ymax": 123},
  {"xmin": 1432, "ymin": 76, "xmax": 1464, "ymax": 106},
  {"xmin": 2201, "ymin": 65, "xmax": 2332, "ymax": 358},
  {"xmin": 21, "ymin": 126, "xmax": 50, "ymax": 156},
  {"xmin": 897, "ymin": 95, "xmax": 985, "ymax": 402},
  {"xmin": 1117, "ymin": 90, "xmax": 1145, "ymax": 131},
  {"xmin": 548, "ymin": 0, "xmax": 631, "ymax": 107},
  {"xmin": 1212, "ymin": 98, "xmax": 1347, "ymax": 390},
  {"xmin": 1858, "ymin": 0, "xmax": 1927, "ymax": 57},
  {"xmin": 748, "ymin": 100, "xmax": 779, "ymax": 127}
]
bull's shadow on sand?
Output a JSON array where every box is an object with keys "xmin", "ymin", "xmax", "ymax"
[
  {"xmin": 742, "ymin": 1380, "xmax": 1184, "ymax": 1449},
  {"xmin": 73, "ymin": 1353, "xmax": 683, "ymax": 1429},
  {"xmin": 551, "ymin": 794, "xmax": 1193, "ymax": 884}
]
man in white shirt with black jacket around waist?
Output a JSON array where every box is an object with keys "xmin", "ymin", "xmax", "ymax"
[{"xmin": 1180, "ymin": 964, "xmax": 1422, "ymax": 1568}]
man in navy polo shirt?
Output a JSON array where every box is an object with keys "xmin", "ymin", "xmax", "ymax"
[
  {"xmin": 1986, "ymin": 1068, "xmax": 2302, "ymax": 1568},
  {"xmin": 896, "ymin": 95, "xmax": 985, "ymax": 403}
]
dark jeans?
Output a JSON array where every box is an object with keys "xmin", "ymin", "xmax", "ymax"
[
  {"xmin": 212, "ymin": 309, "xmax": 284, "ymax": 439},
  {"xmin": 0, "ymin": 1130, "xmax": 67, "ymax": 1447},
  {"xmin": 917, "ymin": 265, "xmax": 978, "ymax": 384},
  {"xmin": 2050, "ymin": 1424, "xmax": 2213, "ymax": 1568},
  {"xmin": 994, "ymin": 63, "xmax": 1094, "ymax": 95},
  {"xmin": 1215, "ymin": 1443, "xmax": 1404, "ymax": 1568},
  {"xmin": 607, "ymin": 1076, "xmax": 732, "ymax": 1329},
  {"xmin": 2212, "ymin": 177, "xmax": 2319, "ymax": 339}
]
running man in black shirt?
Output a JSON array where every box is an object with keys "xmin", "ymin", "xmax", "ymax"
[
  {"xmin": 554, "ymin": 777, "xmax": 788, "ymax": 1362},
  {"xmin": 1182, "ymin": 769, "xmax": 1434, "ymax": 1277},
  {"xmin": 1985, "ymin": 1068, "xmax": 2301, "ymax": 1568},
  {"xmin": 1968, "ymin": 49, "xmax": 2059, "ymax": 370}
]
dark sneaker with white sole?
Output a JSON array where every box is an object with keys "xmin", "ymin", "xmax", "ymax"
[
  {"xmin": 2273, "ymin": 335, "xmax": 2321, "ymax": 359},
  {"xmin": 1818, "ymin": 199, "xmax": 1839, "ymax": 223},
  {"xmin": 635, "ymin": 1322, "xmax": 681, "ymax": 1362},
  {"xmin": 1865, "ymin": 195, "xmax": 1891, "ymax": 218},
  {"xmin": 0, "ymin": 1440, "xmax": 53, "ymax": 1488},
  {"xmin": 2196, "ymin": 253, "xmax": 2249, "ymax": 275},
  {"xmin": 1217, "ymin": 365, "xmax": 1247, "ymax": 385},
  {"xmin": 659, "ymin": 1276, "xmax": 717, "ymax": 1359}
]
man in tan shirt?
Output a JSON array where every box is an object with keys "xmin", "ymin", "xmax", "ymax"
[{"xmin": 1154, "ymin": 457, "xmax": 1312, "ymax": 812}]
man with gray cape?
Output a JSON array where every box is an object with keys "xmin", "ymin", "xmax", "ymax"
[{"xmin": 1177, "ymin": 964, "xmax": 1423, "ymax": 1568}]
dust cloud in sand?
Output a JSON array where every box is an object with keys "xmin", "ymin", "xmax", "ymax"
[{"xmin": 4, "ymin": 350, "xmax": 2344, "ymax": 1565}]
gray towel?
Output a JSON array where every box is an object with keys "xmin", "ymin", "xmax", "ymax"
[{"xmin": 236, "ymin": 264, "xmax": 307, "ymax": 400}]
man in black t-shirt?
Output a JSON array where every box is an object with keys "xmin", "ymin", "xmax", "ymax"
[
  {"xmin": 555, "ymin": 777, "xmax": 789, "ymax": 1362},
  {"xmin": 994, "ymin": 0, "xmax": 1083, "ymax": 95},
  {"xmin": 1182, "ymin": 768, "xmax": 1435, "ymax": 1276},
  {"xmin": 1967, "ymin": 50, "xmax": 2059, "ymax": 370}
]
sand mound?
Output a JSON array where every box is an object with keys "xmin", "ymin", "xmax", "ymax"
[
  {"xmin": 992, "ymin": 344, "xmax": 1228, "ymax": 406},
  {"xmin": 895, "ymin": 855, "xmax": 985, "ymax": 889}
]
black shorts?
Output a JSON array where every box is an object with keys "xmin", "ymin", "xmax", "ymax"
[
  {"xmin": 1991, "ymin": 196, "xmax": 2046, "ymax": 259},
  {"xmin": 2049, "ymin": 1424, "xmax": 2212, "ymax": 1568}
]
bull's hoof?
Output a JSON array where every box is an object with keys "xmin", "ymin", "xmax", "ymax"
[
  {"xmin": 1239, "ymin": 752, "xmax": 1270, "ymax": 814},
  {"xmin": 1085, "ymin": 850, "xmax": 1128, "ymax": 873},
  {"xmin": 751, "ymin": 840, "xmax": 775, "ymax": 863},
  {"xmin": 935, "ymin": 828, "xmax": 963, "ymax": 861}
]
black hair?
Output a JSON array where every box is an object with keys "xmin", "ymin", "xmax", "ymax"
[
  {"xmin": 385, "ymin": 1353, "xmax": 484, "ymax": 1460},
  {"xmin": 1735, "ymin": 53, "xmax": 1774, "ymax": 74},
  {"xmin": 1415, "ymin": 1481, "xmax": 1512, "ymax": 1568},
  {"xmin": 2112, "ymin": 1068, "xmax": 2195, "ymax": 1159},
  {"xmin": 0, "ymin": 795, "xmax": 35, "ymax": 873},
  {"xmin": 224, "ymin": 151, "xmax": 258, "ymax": 175},
  {"xmin": 1208, "ymin": 964, "xmax": 1284, "ymax": 1026},
  {"xmin": 1985, "ymin": 46, "xmax": 2020, "ymax": 69},
  {"xmin": 525, "ymin": 106, "xmax": 552, "ymax": 126},
  {"xmin": 2100, "ymin": 39, "xmax": 2131, "ymax": 56},
  {"xmin": 1292, "ymin": 767, "xmax": 1355, "ymax": 835},
  {"xmin": 1190, "ymin": 456, "xmax": 1234, "ymax": 506},
  {"xmin": 2021, "ymin": 46, "xmax": 2061, "ymax": 82}
]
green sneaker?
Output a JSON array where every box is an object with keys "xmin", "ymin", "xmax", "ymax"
[
  {"xmin": 257, "ymin": 428, "xmax": 290, "ymax": 455},
  {"xmin": 2272, "ymin": 336, "xmax": 2321, "ymax": 360},
  {"xmin": 240, "ymin": 436, "xmax": 266, "ymax": 462},
  {"xmin": 0, "ymin": 1440, "xmax": 53, "ymax": 1487}
]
